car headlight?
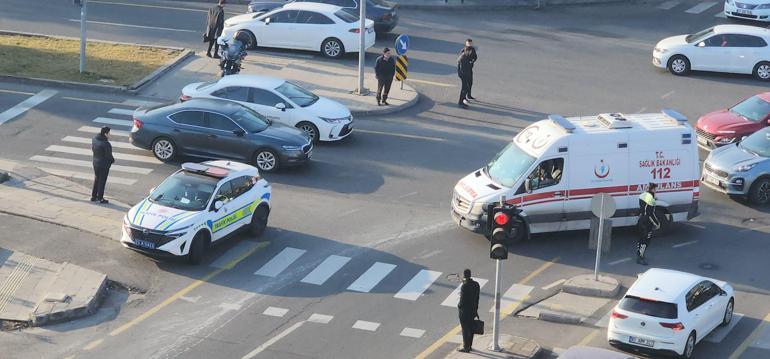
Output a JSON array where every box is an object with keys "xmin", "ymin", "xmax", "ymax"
[
  {"xmin": 320, "ymin": 116, "xmax": 351, "ymax": 124},
  {"xmin": 735, "ymin": 163, "xmax": 757, "ymax": 172},
  {"xmin": 282, "ymin": 145, "xmax": 302, "ymax": 151},
  {"xmin": 716, "ymin": 137, "xmax": 736, "ymax": 144},
  {"xmin": 166, "ymin": 224, "xmax": 193, "ymax": 239},
  {"xmin": 654, "ymin": 47, "xmax": 669, "ymax": 54},
  {"xmin": 757, "ymin": 3, "xmax": 770, "ymax": 8}
]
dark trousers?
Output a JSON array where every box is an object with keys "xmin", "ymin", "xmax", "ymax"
[
  {"xmin": 459, "ymin": 317, "xmax": 474, "ymax": 349},
  {"xmin": 92, "ymin": 166, "xmax": 110, "ymax": 200},
  {"xmin": 459, "ymin": 75, "xmax": 471, "ymax": 104},
  {"xmin": 637, "ymin": 219, "xmax": 653, "ymax": 259},
  {"xmin": 376, "ymin": 78, "xmax": 393, "ymax": 102},
  {"xmin": 207, "ymin": 40, "xmax": 220, "ymax": 57},
  {"xmin": 466, "ymin": 71, "xmax": 474, "ymax": 98}
]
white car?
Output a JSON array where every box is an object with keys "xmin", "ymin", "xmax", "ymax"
[
  {"xmin": 652, "ymin": 25, "xmax": 770, "ymax": 81},
  {"xmin": 181, "ymin": 75, "xmax": 353, "ymax": 143},
  {"xmin": 607, "ymin": 268, "xmax": 735, "ymax": 359},
  {"xmin": 221, "ymin": 2, "xmax": 375, "ymax": 58},
  {"xmin": 121, "ymin": 161, "xmax": 271, "ymax": 264},
  {"xmin": 724, "ymin": 0, "xmax": 770, "ymax": 22}
]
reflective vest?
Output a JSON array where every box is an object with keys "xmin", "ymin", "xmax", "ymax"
[{"xmin": 639, "ymin": 192, "xmax": 656, "ymax": 206}]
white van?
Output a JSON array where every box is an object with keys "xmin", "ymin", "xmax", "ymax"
[{"xmin": 451, "ymin": 110, "xmax": 700, "ymax": 240}]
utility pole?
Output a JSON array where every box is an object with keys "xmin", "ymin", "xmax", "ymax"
[
  {"xmin": 356, "ymin": 0, "xmax": 367, "ymax": 95},
  {"xmin": 78, "ymin": 0, "xmax": 88, "ymax": 74}
]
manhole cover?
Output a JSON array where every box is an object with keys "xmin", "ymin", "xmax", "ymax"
[{"xmin": 699, "ymin": 263, "xmax": 718, "ymax": 270}]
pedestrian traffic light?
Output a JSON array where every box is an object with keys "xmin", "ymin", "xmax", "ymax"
[{"xmin": 487, "ymin": 204, "xmax": 511, "ymax": 260}]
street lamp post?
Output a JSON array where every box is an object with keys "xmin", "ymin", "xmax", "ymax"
[
  {"xmin": 78, "ymin": 0, "xmax": 88, "ymax": 74},
  {"xmin": 356, "ymin": 0, "xmax": 367, "ymax": 95}
]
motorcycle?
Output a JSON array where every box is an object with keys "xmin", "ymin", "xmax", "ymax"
[{"xmin": 217, "ymin": 34, "xmax": 248, "ymax": 77}]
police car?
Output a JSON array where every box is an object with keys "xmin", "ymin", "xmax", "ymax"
[{"xmin": 121, "ymin": 161, "xmax": 271, "ymax": 264}]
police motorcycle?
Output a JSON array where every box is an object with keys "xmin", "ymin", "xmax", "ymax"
[{"xmin": 217, "ymin": 32, "xmax": 249, "ymax": 77}]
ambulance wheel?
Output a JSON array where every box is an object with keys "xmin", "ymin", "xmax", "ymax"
[
  {"xmin": 249, "ymin": 205, "xmax": 269, "ymax": 237},
  {"xmin": 655, "ymin": 208, "xmax": 672, "ymax": 235},
  {"xmin": 508, "ymin": 220, "xmax": 527, "ymax": 243},
  {"xmin": 748, "ymin": 177, "xmax": 770, "ymax": 205},
  {"xmin": 187, "ymin": 233, "xmax": 208, "ymax": 265}
]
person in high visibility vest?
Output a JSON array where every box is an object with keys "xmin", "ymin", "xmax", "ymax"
[{"xmin": 637, "ymin": 182, "xmax": 660, "ymax": 265}]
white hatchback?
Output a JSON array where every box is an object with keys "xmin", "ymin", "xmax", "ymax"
[
  {"xmin": 652, "ymin": 25, "xmax": 770, "ymax": 81},
  {"xmin": 181, "ymin": 75, "xmax": 353, "ymax": 143},
  {"xmin": 221, "ymin": 2, "xmax": 375, "ymax": 59},
  {"xmin": 607, "ymin": 268, "xmax": 735, "ymax": 359}
]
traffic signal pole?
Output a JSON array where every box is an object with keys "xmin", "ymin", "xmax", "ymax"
[
  {"xmin": 356, "ymin": 0, "xmax": 366, "ymax": 95},
  {"xmin": 78, "ymin": 0, "xmax": 88, "ymax": 74},
  {"xmin": 490, "ymin": 195, "xmax": 505, "ymax": 352}
]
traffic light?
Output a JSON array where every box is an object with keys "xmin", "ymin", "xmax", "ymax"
[{"xmin": 488, "ymin": 204, "xmax": 511, "ymax": 260}]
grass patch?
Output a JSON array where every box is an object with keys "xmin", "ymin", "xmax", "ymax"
[{"xmin": 0, "ymin": 34, "xmax": 182, "ymax": 86}]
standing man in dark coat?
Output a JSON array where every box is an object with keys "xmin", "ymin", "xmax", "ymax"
[
  {"xmin": 457, "ymin": 268, "xmax": 480, "ymax": 353},
  {"xmin": 91, "ymin": 126, "xmax": 114, "ymax": 204},
  {"xmin": 374, "ymin": 48, "xmax": 396, "ymax": 106},
  {"xmin": 205, "ymin": 0, "xmax": 226, "ymax": 58},
  {"xmin": 457, "ymin": 47, "xmax": 473, "ymax": 109},
  {"xmin": 461, "ymin": 38, "xmax": 478, "ymax": 100}
]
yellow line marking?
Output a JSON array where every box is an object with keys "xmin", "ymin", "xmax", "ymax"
[
  {"xmin": 729, "ymin": 311, "xmax": 770, "ymax": 359},
  {"xmin": 82, "ymin": 339, "xmax": 104, "ymax": 351},
  {"xmin": 0, "ymin": 89, "xmax": 35, "ymax": 96},
  {"xmin": 108, "ymin": 242, "xmax": 268, "ymax": 337},
  {"xmin": 61, "ymin": 97, "xmax": 131, "ymax": 106},
  {"xmin": 577, "ymin": 329, "xmax": 599, "ymax": 346},
  {"xmin": 415, "ymin": 257, "xmax": 559, "ymax": 359},
  {"xmin": 406, "ymin": 79, "xmax": 455, "ymax": 88}
]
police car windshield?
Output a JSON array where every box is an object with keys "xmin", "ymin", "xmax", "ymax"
[
  {"xmin": 739, "ymin": 128, "xmax": 770, "ymax": 157},
  {"xmin": 485, "ymin": 143, "xmax": 536, "ymax": 188},
  {"xmin": 149, "ymin": 171, "xmax": 219, "ymax": 211}
]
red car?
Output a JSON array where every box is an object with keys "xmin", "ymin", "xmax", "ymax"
[{"xmin": 696, "ymin": 92, "xmax": 770, "ymax": 151}]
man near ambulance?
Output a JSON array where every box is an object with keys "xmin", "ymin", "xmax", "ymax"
[{"xmin": 637, "ymin": 182, "xmax": 660, "ymax": 265}]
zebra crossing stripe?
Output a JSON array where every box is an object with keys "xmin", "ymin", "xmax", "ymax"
[
  {"xmin": 685, "ymin": 2, "xmax": 717, "ymax": 14},
  {"xmin": 400, "ymin": 327, "xmax": 426, "ymax": 338},
  {"xmin": 61, "ymin": 136, "xmax": 141, "ymax": 150},
  {"xmin": 300, "ymin": 255, "xmax": 351, "ymax": 285},
  {"xmin": 254, "ymin": 247, "xmax": 306, "ymax": 277},
  {"xmin": 394, "ymin": 270, "xmax": 442, "ymax": 301},
  {"xmin": 39, "ymin": 167, "xmax": 136, "ymax": 185},
  {"xmin": 210, "ymin": 241, "xmax": 260, "ymax": 269},
  {"xmin": 352, "ymin": 320, "xmax": 380, "ymax": 332},
  {"xmin": 30, "ymin": 155, "xmax": 152, "ymax": 175},
  {"xmin": 45, "ymin": 145, "xmax": 161, "ymax": 164},
  {"xmin": 441, "ymin": 278, "xmax": 489, "ymax": 307},
  {"xmin": 705, "ymin": 313, "xmax": 743, "ymax": 343},
  {"xmin": 490, "ymin": 284, "xmax": 534, "ymax": 313},
  {"xmin": 262, "ymin": 307, "xmax": 289, "ymax": 318},
  {"xmin": 307, "ymin": 314, "xmax": 333, "ymax": 324},
  {"xmin": 78, "ymin": 126, "xmax": 129, "ymax": 137},
  {"xmin": 656, "ymin": 0, "xmax": 680, "ymax": 10},
  {"xmin": 347, "ymin": 262, "xmax": 396, "ymax": 293},
  {"xmin": 715, "ymin": 11, "xmax": 726, "ymax": 18},
  {"xmin": 94, "ymin": 117, "xmax": 132, "ymax": 127},
  {"xmin": 108, "ymin": 108, "xmax": 136, "ymax": 116}
]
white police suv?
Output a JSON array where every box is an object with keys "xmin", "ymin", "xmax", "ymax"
[{"xmin": 121, "ymin": 161, "xmax": 271, "ymax": 264}]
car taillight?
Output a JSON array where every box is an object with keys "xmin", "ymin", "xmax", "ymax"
[
  {"xmin": 180, "ymin": 95, "xmax": 191, "ymax": 102},
  {"xmin": 349, "ymin": 28, "xmax": 361, "ymax": 33},
  {"xmin": 133, "ymin": 118, "xmax": 143, "ymax": 129},
  {"xmin": 611, "ymin": 310, "xmax": 628, "ymax": 319},
  {"xmin": 660, "ymin": 322, "xmax": 685, "ymax": 331}
]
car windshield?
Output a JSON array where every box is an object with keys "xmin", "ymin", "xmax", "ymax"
[
  {"xmin": 484, "ymin": 142, "xmax": 536, "ymax": 188},
  {"xmin": 232, "ymin": 107, "xmax": 270, "ymax": 132},
  {"xmin": 739, "ymin": 128, "xmax": 770, "ymax": 157},
  {"xmin": 685, "ymin": 27, "xmax": 714, "ymax": 44},
  {"xmin": 730, "ymin": 96, "xmax": 770, "ymax": 122},
  {"xmin": 619, "ymin": 295, "xmax": 678, "ymax": 319},
  {"xmin": 335, "ymin": 9, "xmax": 359, "ymax": 23},
  {"xmin": 148, "ymin": 171, "xmax": 219, "ymax": 211},
  {"xmin": 275, "ymin": 81, "xmax": 319, "ymax": 107}
]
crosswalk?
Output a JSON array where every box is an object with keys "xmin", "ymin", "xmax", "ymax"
[{"xmin": 655, "ymin": 0, "xmax": 728, "ymax": 17}]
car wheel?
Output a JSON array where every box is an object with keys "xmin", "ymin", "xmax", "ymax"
[
  {"xmin": 249, "ymin": 205, "xmax": 269, "ymax": 237},
  {"xmin": 187, "ymin": 233, "xmax": 207, "ymax": 265},
  {"xmin": 254, "ymin": 148, "xmax": 280, "ymax": 173},
  {"xmin": 296, "ymin": 121, "xmax": 320, "ymax": 143},
  {"xmin": 321, "ymin": 38, "xmax": 344, "ymax": 59},
  {"xmin": 753, "ymin": 61, "xmax": 770, "ymax": 81},
  {"xmin": 748, "ymin": 177, "xmax": 770, "ymax": 205},
  {"xmin": 236, "ymin": 30, "xmax": 257, "ymax": 50},
  {"xmin": 152, "ymin": 137, "xmax": 176, "ymax": 162},
  {"xmin": 668, "ymin": 55, "xmax": 690, "ymax": 76},
  {"xmin": 721, "ymin": 298, "xmax": 735, "ymax": 327},
  {"xmin": 680, "ymin": 331, "xmax": 696, "ymax": 359}
]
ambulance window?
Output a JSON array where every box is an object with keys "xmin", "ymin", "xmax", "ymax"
[{"xmin": 523, "ymin": 158, "xmax": 564, "ymax": 192}]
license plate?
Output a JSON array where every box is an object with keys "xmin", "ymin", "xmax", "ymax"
[
  {"xmin": 738, "ymin": 9, "xmax": 752, "ymax": 14},
  {"xmin": 134, "ymin": 239, "xmax": 155, "ymax": 249},
  {"xmin": 706, "ymin": 176, "xmax": 720, "ymax": 186},
  {"xmin": 629, "ymin": 336, "xmax": 655, "ymax": 347}
]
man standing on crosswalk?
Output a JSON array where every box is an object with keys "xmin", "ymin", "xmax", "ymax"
[
  {"xmin": 91, "ymin": 126, "xmax": 114, "ymax": 204},
  {"xmin": 457, "ymin": 269, "xmax": 480, "ymax": 353}
]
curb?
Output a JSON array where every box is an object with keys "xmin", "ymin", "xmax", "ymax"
[
  {"xmin": 538, "ymin": 310, "xmax": 584, "ymax": 325},
  {"xmin": 31, "ymin": 272, "xmax": 108, "ymax": 326},
  {"xmin": 350, "ymin": 85, "xmax": 420, "ymax": 117},
  {"xmin": 128, "ymin": 49, "xmax": 195, "ymax": 93},
  {"xmin": 562, "ymin": 274, "xmax": 621, "ymax": 298}
]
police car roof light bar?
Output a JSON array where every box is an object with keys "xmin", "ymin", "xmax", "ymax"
[
  {"xmin": 548, "ymin": 114, "xmax": 575, "ymax": 133},
  {"xmin": 661, "ymin": 108, "xmax": 688, "ymax": 125},
  {"xmin": 181, "ymin": 162, "xmax": 230, "ymax": 178}
]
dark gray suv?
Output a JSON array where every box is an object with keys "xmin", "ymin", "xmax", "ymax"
[{"xmin": 129, "ymin": 99, "xmax": 312, "ymax": 172}]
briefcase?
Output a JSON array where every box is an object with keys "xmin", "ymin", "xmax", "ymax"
[{"xmin": 472, "ymin": 318, "xmax": 484, "ymax": 335}]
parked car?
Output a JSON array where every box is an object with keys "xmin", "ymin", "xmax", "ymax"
[
  {"xmin": 607, "ymin": 268, "xmax": 735, "ymax": 359},
  {"xmin": 222, "ymin": 2, "xmax": 375, "ymax": 58},
  {"xmin": 702, "ymin": 126, "xmax": 770, "ymax": 204},
  {"xmin": 558, "ymin": 346, "xmax": 636, "ymax": 359},
  {"xmin": 247, "ymin": 0, "xmax": 399, "ymax": 33},
  {"xmin": 181, "ymin": 75, "xmax": 353, "ymax": 143},
  {"xmin": 652, "ymin": 25, "xmax": 770, "ymax": 80},
  {"xmin": 696, "ymin": 92, "xmax": 770, "ymax": 151},
  {"xmin": 723, "ymin": 0, "xmax": 770, "ymax": 22},
  {"xmin": 129, "ymin": 98, "xmax": 312, "ymax": 173}
]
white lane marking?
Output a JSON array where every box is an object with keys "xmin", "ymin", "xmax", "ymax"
[
  {"xmin": 706, "ymin": 313, "xmax": 744, "ymax": 343},
  {"xmin": 596, "ymin": 309, "xmax": 613, "ymax": 328},
  {"xmin": 210, "ymin": 241, "xmax": 259, "ymax": 269},
  {"xmin": 254, "ymin": 247, "xmax": 306, "ymax": 277},
  {"xmin": 656, "ymin": 0, "xmax": 680, "ymax": 10},
  {"xmin": 108, "ymin": 108, "xmax": 136, "ymax": 116},
  {"xmin": 179, "ymin": 296, "xmax": 201, "ymax": 303},
  {"xmin": 30, "ymin": 155, "xmax": 152, "ymax": 175},
  {"xmin": 122, "ymin": 99, "xmax": 163, "ymax": 107},
  {"xmin": 394, "ymin": 270, "xmax": 442, "ymax": 301},
  {"xmin": 400, "ymin": 327, "xmax": 426, "ymax": 338},
  {"xmin": 94, "ymin": 117, "xmax": 132, "ymax": 127},
  {"xmin": 396, "ymin": 191, "xmax": 419, "ymax": 199},
  {"xmin": 262, "ymin": 307, "xmax": 289, "ymax": 318},
  {"xmin": 0, "ymin": 89, "xmax": 57, "ymax": 125},
  {"xmin": 67, "ymin": 19, "xmax": 198, "ymax": 33},
  {"xmin": 241, "ymin": 321, "xmax": 304, "ymax": 359},
  {"xmin": 219, "ymin": 303, "xmax": 242, "ymax": 311},
  {"xmin": 491, "ymin": 284, "xmax": 534, "ymax": 312},
  {"xmin": 672, "ymin": 240, "xmax": 698, "ymax": 248},
  {"xmin": 715, "ymin": 11, "xmax": 726, "ymax": 18},
  {"xmin": 78, "ymin": 126, "xmax": 129, "ymax": 137},
  {"xmin": 609, "ymin": 257, "xmax": 632, "ymax": 266},
  {"xmin": 45, "ymin": 145, "xmax": 161, "ymax": 164},
  {"xmin": 307, "ymin": 313, "xmax": 333, "ymax": 324},
  {"xmin": 685, "ymin": 2, "xmax": 717, "ymax": 14},
  {"xmin": 300, "ymin": 255, "xmax": 351, "ymax": 285},
  {"xmin": 62, "ymin": 136, "xmax": 141, "ymax": 150},
  {"xmin": 441, "ymin": 278, "xmax": 489, "ymax": 307},
  {"xmin": 541, "ymin": 279, "xmax": 566, "ymax": 290},
  {"xmin": 336, "ymin": 208, "xmax": 360, "ymax": 218},
  {"xmin": 660, "ymin": 90, "xmax": 675, "ymax": 99},
  {"xmin": 355, "ymin": 129, "xmax": 446, "ymax": 142},
  {"xmin": 39, "ymin": 167, "xmax": 136, "ymax": 185},
  {"xmin": 347, "ymin": 262, "xmax": 397, "ymax": 293},
  {"xmin": 352, "ymin": 320, "xmax": 380, "ymax": 332},
  {"xmin": 405, "ymin": 78, "xmax": 455, "ymax": 88}
]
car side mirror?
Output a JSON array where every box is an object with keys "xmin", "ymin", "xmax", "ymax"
[
  {"xmin": 697, "ymin": 41, "xmax": 706, "ymax": 47},
  {"xmin": 233, "ymin": 129, "xmax": 246, "ymax": 136},
  {"xmin": 149, "ymin": 187, "xmax": 156, "ymax": 196},
  {"xmin": 720, "ymin": 289, "xmax": 727, "ymax": 296},
  {"xmin": 275, "ymin": 102, "xmax": 286, "ymax": 111},
  {"xmin": 213, "ymin": 200, "xmax": 224, "ymax": 212},
  {"xmin": 265, "ymin": 17, "xmax": 271, "ymax": 25}
]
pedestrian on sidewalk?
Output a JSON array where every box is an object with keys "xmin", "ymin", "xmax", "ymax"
[
  {"xmin": 204, "ymin": 0, "xmax": 226, "ymax": 59},
  {"xmin": 457, "ymin": 46, "xmax": 474, "ymax": 109},
  {"xmin": 374, "ymin": 47, "xmax": 396, "ymax": 106},
  {"xmin": 461, "ymin": 39, "xmax": 478, "ymax": 100},
  {"xmin": 457, "ymin": 268, "xmax": 480, "ymax": 353},
  {"xmin": 91, "ymin": 126, "xmax": 114, "ymax": 204},
  {"xmin": 636, "ymin": 182, "xmax": 660, "ymax": 265}
]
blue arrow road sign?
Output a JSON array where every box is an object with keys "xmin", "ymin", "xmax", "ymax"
[{"xmin": 395, "ymin": 34, "xmax": 409, "ymax": 56}]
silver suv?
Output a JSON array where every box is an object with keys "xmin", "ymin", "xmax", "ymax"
[{"xmin": 702, "ymin": 127, "xmax": 770, "ymax": 204}]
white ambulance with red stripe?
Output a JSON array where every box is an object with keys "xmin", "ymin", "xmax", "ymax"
[{"xmin": 451, "ymin": 110, "xmax": 700, "ymax": 240}]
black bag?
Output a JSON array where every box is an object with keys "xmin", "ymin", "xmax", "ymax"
[
  {"xmin": 472, "ymin": 314, "xmax": 484, "ymax": 335},
  {"xmin": 203, "ymin": 32, "xmax": 209, "ymax": 43}
]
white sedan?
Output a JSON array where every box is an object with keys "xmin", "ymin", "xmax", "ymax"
[
  {"xmin": 724, "ymin": 0, "xmax": 770, "ymax": 22},
  {"xmin": 221, "ymin": 2, "xmax": 375, "ymax": 58},
  {"xmin": 181, "ymin": 74, "xmax": 353, "ymax": 143},
  {"xmin": 607, "ymin": 268, "xmax": 735, "ymax": 359},
  {"xmin": 652, "ymin": 24, "xmax": 770, "ymax": 81}
]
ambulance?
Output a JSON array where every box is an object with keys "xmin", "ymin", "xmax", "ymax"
[{"xmin": 451, "ymin": 110, "xmax": 700, "ymax": 240}]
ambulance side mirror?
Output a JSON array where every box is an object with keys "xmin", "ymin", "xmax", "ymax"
[
  {"xmin": 149, "ymin": 187, "xmax": 156, "ymax": 196},
  {"xmin": 213, "ymin": 200, "xmax": 224, "ymax": 212}
]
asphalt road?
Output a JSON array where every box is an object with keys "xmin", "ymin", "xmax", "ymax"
[{"xmin": 2, "ymin": 0, "xmax": 770, "ymax": 359}]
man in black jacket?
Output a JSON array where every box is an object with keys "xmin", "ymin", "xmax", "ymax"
[
  {"xmin": 205, "ymin": 0, "xmax": 226, "ymax": 58},
  {"xmin": 457, "ymin": 268, "xmax": 480, "ymax": 352},
  {"xmin": 637, "ymin": 182, "xmax": 659, "ymax": 265},
  {"xmin": 457, "ymin": 46, "xmax": 473, "ymax": 109},
  {"xmin": 91, "ymin": 126, "xmax": 115, "ymax": 204},
  {"xmin": 374, "ymin": 48, "xmax": 396, "ymax": 106},
  {"xmin": 461, "ymin": 39, "xmax": 478, "ymax": 100}
]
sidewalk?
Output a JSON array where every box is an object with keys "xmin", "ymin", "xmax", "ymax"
[{"xmin": 138, "ymin": 51, "xmax": 419, "ymax": 116}]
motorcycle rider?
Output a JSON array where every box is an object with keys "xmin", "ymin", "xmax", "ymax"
[
  {"xmin": 217, "ymin": 32, "xmax": 248, "ymax": 76},
  {"xmin": 637, "ymin": 182, "xmax": 660, "ymax": 265}
]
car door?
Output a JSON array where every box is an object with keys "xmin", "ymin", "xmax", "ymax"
[
  {"xmin": 515, "ymin": 157, "xmax": 567, "ymax": 233},
  {"xmin": 167, "ymin": 111, "xmax": 209, "ymax": 156},
  {"xmin": 207, "ymin": 180, "xmax": 239, "ymax": 241},
  {"xmin": 693, "ymin": 35, "xmax": 734, "ymax": 71},
  {"xmin": 203, "ymin": 112, "xmax": 252, "ymax": 161},
  {"xmin": 295, "ymin": 11, "xmax": 335, "ymax": 51},
  {"xmin": 262, "ymin": 10, "xmax": 301, "ymax": 48},
  {"xmin": 248, "ymin": 88, "xmax": 297, "ymax": 126},
  {"xmin": 685, "ymin": 282, "xmax": 712, "ymax": 338},
  {"xmin": 731, "ymin": 35, "xmax": 768, "ymax": 74},
  {"xmin": 210, "ymin": 86, "xmax": 251, "ymax": 107},
  {"xmin": 226, "ymin": 176, "xmax": 258, "ymax": 232},
  {"xmin": 699, "ymin": 281, "xmax": 725, "ymax": 333}
]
